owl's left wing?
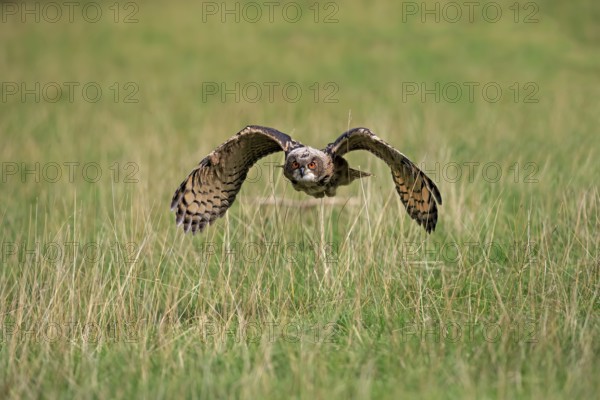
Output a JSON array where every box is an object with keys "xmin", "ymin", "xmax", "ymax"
[
  {"xmin": 170, "ymin": 125, "xmax": 301, "ymax": 234},
  {"xmin": 326, "ymin": 128, "xmax": 442, "ymax": 233}
]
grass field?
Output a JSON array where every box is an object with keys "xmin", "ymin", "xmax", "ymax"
[{"xmin": 1, "ymin": 1, "xmax": 599, "ymax": 398}]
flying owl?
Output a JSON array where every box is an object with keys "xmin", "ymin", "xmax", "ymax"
[{"xmin": 170, "ymin": 125, "xmax": 442, "ymax": 234}]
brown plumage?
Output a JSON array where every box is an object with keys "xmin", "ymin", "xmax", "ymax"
[{"xmin": 170, "ymin": 125, "xmax": 442, "ymax": 234}]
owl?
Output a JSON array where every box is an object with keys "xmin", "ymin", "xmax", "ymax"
[{"xmin": 170, "ymin": 125, "xmax": 442, "ymax": 234}]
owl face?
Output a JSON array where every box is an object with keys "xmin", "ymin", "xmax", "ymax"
[{"xmin": 284, "ymin": 147, "xmax": 326, "ymax": 183}]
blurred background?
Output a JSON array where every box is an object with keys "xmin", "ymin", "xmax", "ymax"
[
  {"xmin": 1, "ymin": 0, "xmax": 598, "ymax": 220},
  {"xmin": 2, "ymin": 0, "xmax": 599, "ymax": 185},
  {"xmin": 0, "ymin": 0, "xmax": 599, "ymax": 398}
]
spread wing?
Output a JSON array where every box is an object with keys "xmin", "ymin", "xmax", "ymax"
[
  {"xmin": 170, "ymin": 125, "xmax": 301, "ymax": 234},
  {"xmin": 326, "ymin": 127, "xmax": 442, "ymax": 233}
]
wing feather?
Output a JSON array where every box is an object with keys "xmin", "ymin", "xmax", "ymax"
[
  {"xmin": 170, "ymin": 125, "xmax": 301, "ymax": 234},
  {"xmin": 326, "ymin": 128, "xmax": 442, "ymax": 233}
]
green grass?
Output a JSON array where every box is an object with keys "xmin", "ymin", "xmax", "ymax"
[{"xmin": 1, "ymin": 1, "xmax": 599, "ymax": 398}]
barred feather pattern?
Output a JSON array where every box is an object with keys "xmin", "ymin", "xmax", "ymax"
[
  {"xmin": 171, "ymin": 125, "xmax": 442, "ymax": 234},
  {"xmin": 170, "ymin": 126, "xmax": 298, "ymax": 234},
  {"xmin": 326, "ymin": 128, "xmax": 442, "ymax": 233}
]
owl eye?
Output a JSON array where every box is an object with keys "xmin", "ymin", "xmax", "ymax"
[
  {"xmin": 307, "ymin": 162, "xmax": 316, "ymax": 170},
  {"xmin": 292, "ymin": 161, "xmax": 300, "ymax": 169}
]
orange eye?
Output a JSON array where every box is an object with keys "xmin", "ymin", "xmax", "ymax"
[
  {"xmin": 292, "ymin": 161, "xmax": 300, "ymax": 169},
  {"xmin": 307, "ymin": 162, "xmax": 316, "ymax": 170}
]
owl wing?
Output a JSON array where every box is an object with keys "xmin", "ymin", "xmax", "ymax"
[
  {"xmin": 170, "ymin": 125, "xmax": 301, "ymax": 234},
  {"xmin": 325, "ymin": 128, "xmax": 442, "ymax": 233}
]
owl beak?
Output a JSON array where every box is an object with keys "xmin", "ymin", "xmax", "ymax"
[{"xmin": 299, "ymin": 167, "xmax": 305, "ymax": 177}]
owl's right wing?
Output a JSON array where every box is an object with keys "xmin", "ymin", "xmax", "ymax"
[
  {"xmin": 170, "ymin": 125, "xmax": 301, "ymax": 234},
  {"xmin": 326, "ymin": 127, "xmax": 442, "ymax": 233}
]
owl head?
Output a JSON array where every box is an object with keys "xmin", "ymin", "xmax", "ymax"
[{"xmin": 284, "ymin": 147, "xmax": 328, "ymax": 183}]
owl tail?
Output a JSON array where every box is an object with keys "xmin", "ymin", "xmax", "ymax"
[{"xmin": 349, "ymin": 168, "xmax": 371, "ymax": 181}]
